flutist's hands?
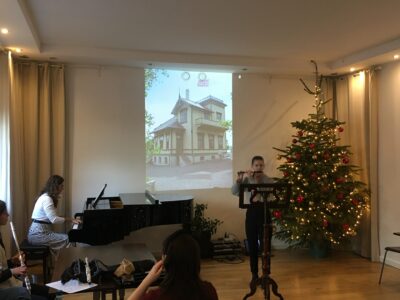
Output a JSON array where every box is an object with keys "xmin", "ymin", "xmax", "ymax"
[
  {"xmin": 11, "ymin": 252, "xmax": 25, "ymax": 265},
  {"xmin": 11, "ymin": 265, "xmax": 27, "ymax": 276}
]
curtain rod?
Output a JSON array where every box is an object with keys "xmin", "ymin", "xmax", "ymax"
[{"xmin": 13, "ymin": 61, "xmax": 64, "ymax": 68}]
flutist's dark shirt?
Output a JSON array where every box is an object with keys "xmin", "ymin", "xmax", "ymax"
[{"xmin": 0, "ymin": 234, "xmax": 15, "ymax": 285}]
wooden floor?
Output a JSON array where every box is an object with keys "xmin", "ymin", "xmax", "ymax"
[{"xmin": 31, "ymin": 249, "xmax": 400, "ymax": 300}]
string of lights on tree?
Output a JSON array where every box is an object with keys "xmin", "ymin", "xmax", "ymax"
[{"xmin": 273, "ymin": 61, "xmax": 369, "ymax": 247}]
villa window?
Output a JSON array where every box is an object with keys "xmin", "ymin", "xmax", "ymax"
[
  {"xmin": 209, "ymin": 134, "xmax": 215, "ymax": 149},
  {"xmin": 180, "ymin": 109, "xmax": 187, "ymax": 123},
  {"xmin": 198, "ymin": 133, "xmax": 204, "ymax": 149}
]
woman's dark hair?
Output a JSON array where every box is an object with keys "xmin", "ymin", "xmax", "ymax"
[
  {"xmin": 40, "ymin": 175, "xmax": 64, "ymax": 207},
  {"xmin": 0, "ymin": 200, "xmax": 6, "ymax": 215},
  {"xmin": 159, "ymin": 230, "xmax": 208, "ymax": 300}
]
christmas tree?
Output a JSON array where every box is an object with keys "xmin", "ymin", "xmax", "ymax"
[{"xmin": 273, "ymin": 61, "xmax": 369, "ymax": 247}]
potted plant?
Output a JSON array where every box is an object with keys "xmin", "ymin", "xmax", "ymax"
[{"xmin": 190, "ymin": 203, "xmax": 222, "ymax": 258}]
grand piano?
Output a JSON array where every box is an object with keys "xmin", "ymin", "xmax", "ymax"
[{"xmin": 68, "ymin": 190, "xmax": 193, "ymax": 245}]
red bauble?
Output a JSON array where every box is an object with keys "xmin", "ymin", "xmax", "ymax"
[
  {"xmin": 297, "ymin": 130, "xmax": 303, "ymax": 137},
  {"xmin": 342, "ymin": 224, "xmax": 350, "ymax": 231},
  {"xmin": 323, "ymin": 219, "xmax": 329, "ymax": 228},
  {"xmin": 336, "ymin": 192, "xmax": 344, "ymax": 200},
  {"xmin": 296, "ymin": 195, "xmax": 304, "ymax": 204},
  {"xmin": 338, "ymin": 127, "xmax": 344, "ymax": 132},
  {"xmin": 352, "ymin": 199, "xmax": 359, "ymax": 206},
  {"xmin": 273, "ymin": 210, "xmax": 282, "ymax": 219},
  {"xmin": 309, "ymin": 143, "xmax": 315, "ymax": 149},
  {"xmin": 287, "ymin": 157, "xmax": 292, "ymax": 163},
  {"xmin": 310, "ymin": 172, "xmax": 318, "ymax": 180},
  {"xmin": 292, "ymin": 139, "xmax": 298, "ymax": 144},
  {"xmin": 323, "ymin": 151, "xmax": 330, "ymax": 160},
  {"xmin": 335, "ymin": 177, "xmax": 345, "ymax": 184},
  {"xmin": 342, "ymin": 157, "xmax": 350, "ymax": 164},
  {"xmin": 295, "ymin": 153, "xmax": 301, "ymax": 160},
  {"xmin": 283, "ymin": 171, "xmax": 289, "ymax": 177}
]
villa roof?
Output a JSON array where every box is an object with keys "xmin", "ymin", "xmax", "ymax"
[
  {"xmin": 152, "ymin": 116, "xmax": 185, "ymax": 133},
  {"xmin": 198, "ymin": 95, "xmax": 227, "ymax": 107}
]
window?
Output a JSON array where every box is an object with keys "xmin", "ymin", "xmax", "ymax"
[
  {"xmin": 164, "ymin": 157, "xmax": 168, "ymax": 164},
  {"xmin": 209, "ymin": 134, "xmax": 215, "ymax": 149},
  {"xmin": 166, "ymin": 137, "xmax": 170, "ymax": 149},
  {"xmin": 218, "ymin": 136, "xmax": 224, "ymax": 149},
  {"xmin": 159, "ymin": 138, "xmax": 164, "ymax": 149},
  {"xmin": 197, "ymin": 133, "xmax": 204, "ymax": 149},
  {"xmin": 180, "ymin": 109, "xmax": 187, "ymax": 123},
  {"xmin": 205, "ymin": 112, "xmax": 212, "ymax": 120},
  {"xmin": 216, "ymin": 112, "xmax": 222, "ymax": 121}
]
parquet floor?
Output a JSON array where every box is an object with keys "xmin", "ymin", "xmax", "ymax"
[{"xmin": 30, "ymin": 249, "xmax": 400, "ymax": 300}]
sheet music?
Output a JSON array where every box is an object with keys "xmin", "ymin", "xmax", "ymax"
[{"xmin": 46, "ymin": 279, "xmax": 97, "ymax": 293}]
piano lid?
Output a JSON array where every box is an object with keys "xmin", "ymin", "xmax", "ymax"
[{"xmin": 119, "ymin": 191, "xmax": 193, "ymax": 205}]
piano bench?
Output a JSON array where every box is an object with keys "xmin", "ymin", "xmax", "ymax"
[{"xmin": 20, "ymin": 239, "xmax": 51, "ymax": 283}]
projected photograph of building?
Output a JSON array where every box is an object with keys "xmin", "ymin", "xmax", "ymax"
[
  {"xmin": 151, "ymin": 90, "xmax": 228, "ymax": 166},
  {"xmin": 145, "ymin": 70, "xmax": 232, "ymax": 191}
]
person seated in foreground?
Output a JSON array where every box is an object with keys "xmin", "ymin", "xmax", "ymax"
[
  {"xmin": 0, "ymin": 200, "xmax": 51, "ymax": 299},
  {"xmin": 127, "ymin": 230, "xmax": 218, "ymax": 300}
]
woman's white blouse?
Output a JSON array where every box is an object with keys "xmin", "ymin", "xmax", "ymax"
[{"xmin": 31, "ymin": 193, "xmax": 65, "ymax": 224}]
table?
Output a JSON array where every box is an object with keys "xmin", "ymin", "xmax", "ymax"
[{"xmin": 51, "ymin": 243, "xmax": 155, "ymax": 300}]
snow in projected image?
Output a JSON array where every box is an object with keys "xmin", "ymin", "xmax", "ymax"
[{"xmin": 145, "ymin": 69, "xmax": 232, "ymax": 191}]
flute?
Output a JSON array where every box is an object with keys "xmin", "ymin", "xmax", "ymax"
[
  {"xmin": 237, "ymin": 170, "xmax": 263, "ymax": 176},
  {"xmin": 85, "ymin": 257, "xmax": 91, "ymax": 284},
  {"xmin": 9, "ymin": 221, "xmax": 31, "ymax": 294}
]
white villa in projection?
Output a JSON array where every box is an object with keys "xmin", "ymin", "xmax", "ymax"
[{"xmin": 151, "ymin": 90, "xmax": 228, "ymax": 166}]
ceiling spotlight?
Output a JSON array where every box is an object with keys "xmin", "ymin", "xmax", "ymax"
[
  {"xmin": 238, "ymin": 74, "xmax": 242, "ymax": 79},
  {"xmin": 1, "ymin": 28, "xmax": 8, "ymax": 34},
  {"xmin": 350, "ymin": 67, "xmax": 355, "ymax": 72},
  {"xmin": 15, "ymin": 48, "xmax": 22, "ymax": 53},
  {"xmin": 394, "ymin": 54, "xmax": 399, "ymax": 60}
]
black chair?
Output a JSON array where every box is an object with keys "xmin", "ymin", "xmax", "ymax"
[
  {"xmin": 20, "ymin": 239, "xmax": 51, "ymax": 283},
  {"xmin": 379, "ymin": 246, "xmax": 400, "ymax": 284}
]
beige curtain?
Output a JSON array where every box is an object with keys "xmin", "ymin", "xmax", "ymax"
[
  {"xmin": 10, "ymin": 61, "xmax": 66, "ymax": 240},
  {"xmin": 0, "ymin": 52, "xmax": 12, "ymax": 254},
  {"xmin": 325, "ymin": 71, "xmax": 379, "ymax": 260}
]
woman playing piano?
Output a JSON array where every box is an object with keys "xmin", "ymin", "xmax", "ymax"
[{"xmin": 27, "ymin": 175, "xmax": 80, "ymax": 258}]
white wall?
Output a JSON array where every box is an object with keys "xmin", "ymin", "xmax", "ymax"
[
  {"xmin": 66, "ymin": 66, "xmax": 145, "ymax": 215},
  {"xmin": 378, "ymin": 61, "xmax": 400, "ymax": 267}
]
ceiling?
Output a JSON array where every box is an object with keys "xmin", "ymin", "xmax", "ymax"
[{"xmin": 1, "ymin": 0, "xmax": 400, "ymax": 75}]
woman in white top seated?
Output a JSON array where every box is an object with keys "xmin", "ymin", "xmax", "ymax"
[{"xmin": 28, "ymin": 175, "xmax": 80, "ymax": 257}]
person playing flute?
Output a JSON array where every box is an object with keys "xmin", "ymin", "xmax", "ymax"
[
  {"xmin": 0, "ymin": 200, "xmax": 51, "ymax": 299},
  {"xmin": 231, "ymin": 156, "xmax": 274, "ymax": 288}
]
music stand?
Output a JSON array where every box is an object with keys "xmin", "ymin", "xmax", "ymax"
[{"xmin": 239, "ymin": 183, "xmax": 291, "ymax": 300}]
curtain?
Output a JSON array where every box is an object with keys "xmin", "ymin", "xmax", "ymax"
[
  {"xmin": 327, "ymin": 71, "xmax": 379, "ymax": 260},
  {"xmin": 10, "ymin": 61, "xmax": 66, "ymax": 240},
  {"xmin": 0, "ymin": 52, "xmax": 12, "ymax": 253}
]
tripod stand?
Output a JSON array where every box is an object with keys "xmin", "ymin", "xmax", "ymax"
[{"xmin": 239, "ymin": 183, "xmax": 290, "ymax": 300}]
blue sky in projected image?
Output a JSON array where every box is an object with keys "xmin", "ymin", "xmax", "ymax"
[{"xmin": 145, "ymin": 70, "xmax": 232, "ymax": 145}]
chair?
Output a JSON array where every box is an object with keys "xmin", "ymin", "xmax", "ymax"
[
  {"xmin": 19, "ymin": 239, "xmax": 51, "ymax": 283},
  {"xmin": 378, "ymin": 246, "xmax": 400, "ymax": 284}
]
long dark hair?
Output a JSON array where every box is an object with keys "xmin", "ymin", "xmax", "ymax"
[
  {"xmin": 40, "ymin": 175, "xmax": 64, "ymax": 207},
  {"xmin": 0, "ymin": 200, "xmax": 6, "ymax": 215},
  {"xmin": 159, "ymin": 230, "xmax": 208, "ymax": 300}
]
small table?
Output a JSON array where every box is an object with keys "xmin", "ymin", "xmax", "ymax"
[{"xmin": 51, "ymin": 243, "xmax": 155, "ymax": 300}]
